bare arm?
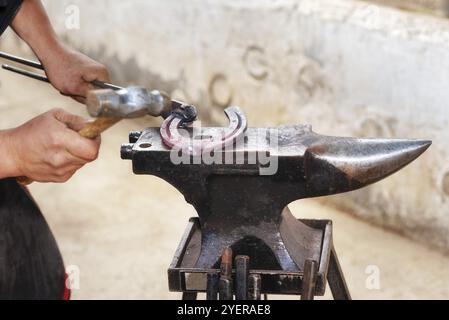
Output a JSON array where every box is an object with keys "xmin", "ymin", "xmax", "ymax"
[
  {"xmin": 11, "ymin": 0, "xmax": 110, "ymax": 103},
  {"xmin": 11, "ymin": 0, "xmax": 60, "ymax": 61},
  {"xmin": 0, "ymin": 1, "xmax": 106, "ymax": 182},
  {"xmin": 0, "ymin": 131, "xmax": 19, "ymax": 179}
]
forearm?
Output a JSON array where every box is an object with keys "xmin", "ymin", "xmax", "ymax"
[
  {"xmin": 0, "ymin": 130, "xmax": 19, "ymax": 179},
  {"xmin": 9, "ymin": 0, "xmax": 110, "ymax": 102},
  {"xmin": 11, "ymin": 0, "xmax": 62, "ymax": 64}
]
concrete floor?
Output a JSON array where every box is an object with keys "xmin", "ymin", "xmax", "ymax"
[{"xmin": 1, "ymin": 73, "xmax": 449, "ymax": 300}]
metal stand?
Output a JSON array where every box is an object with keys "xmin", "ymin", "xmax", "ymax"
[{"xmin": 168, "ymin": 217, "xmax": 351, "ymax": 300}]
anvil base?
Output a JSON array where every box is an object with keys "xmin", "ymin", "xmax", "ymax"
[{"xmin": 168, "ymin": 217, "xmax": 351, "ymax": 299}]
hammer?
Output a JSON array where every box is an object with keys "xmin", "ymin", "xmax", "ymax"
[{"xmin": 0, "ymin": 52, "xmax": 197, "ymax": 184}]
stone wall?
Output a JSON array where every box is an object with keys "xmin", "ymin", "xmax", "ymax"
[
  {"xmin": 1, "ymin": 0, "xmax": 448, "ymax": 251},
  {"xmin": 365, "ymin": 0, "xmax": 449, "ymax": 17}
]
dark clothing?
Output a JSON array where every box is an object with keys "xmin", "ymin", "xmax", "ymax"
[
  {"xmin": 0, "ymin": 0, "xmax": 66, "ymax": 299},
  {"xmin": 0, "ymin": 179, "xmax": 65, "ymax": 299},
  {"xmin": 0, "ymin": 0, "xmax": 22, "ymax": 37}
]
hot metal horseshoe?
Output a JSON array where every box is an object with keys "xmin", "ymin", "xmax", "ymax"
[{"xmin": 160, "ymin": 106, "xmax": 248, "ymax": 155}]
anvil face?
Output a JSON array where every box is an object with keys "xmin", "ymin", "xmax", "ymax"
[{"xmin": 122, "ymin": 125, "xmax": 430, "ymax": 272}]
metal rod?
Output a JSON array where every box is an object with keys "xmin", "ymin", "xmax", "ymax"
[
  {"xmin": 2, "ymin": 64, "xmax": 49, "ymax": 83},
  {"xmin": 0, "ymin": 51, "xmax": 122, "ymax": 91},
  {"xmin": 182, "ymin": 292, "xmax": 198, "ymax": 300},
  {"xmin": 301, "ymin": 259, "xmax": 318, "ymax": 300},
  {"xmin": 220, "ymin": 247, "xmax": 233, "ymax": 278},
  {"xmin": 248, "ymin": 274, "xmax": 261, "ymax": 300},
  {"xmin": 206, "ymin": 273, "xmax": 220, "ymax": 301},
  {"xmin": 219, "ymin": 278, "xmax": 233, "ymax": 301},
  {"xmin": 328, "ymin": 247, "xmax": 352, "ymax": 300},
  {"xmin": 91, "ymin": 79, "xmax": 123, "ymax": 91},
  {"xmin": 0, "ymin": 51, "xmax": 44, "ymax": 70},
  {"xmin": 235, "ymin": 255, "xmax": 250, "ymax": 300},
  {"xmin": 219, "ymin": 247, "xmax": 234, "ymax": 301}
]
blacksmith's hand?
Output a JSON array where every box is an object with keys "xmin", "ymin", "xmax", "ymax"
[{"xmin": 0, "ymin": 108, "xmax": 100, "ymax": 183}]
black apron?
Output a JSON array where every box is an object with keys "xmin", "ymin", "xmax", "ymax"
[
  {"xmin": 0, "ymin": 180, "xmax": 66, "ymax": 299},
  {"xmin": 0, "ymin": 0, "xmax": 66, "ymax": 299},
  {"xmin": 0, "ymin": 0, "xmax": 22, "ymax": 36}
]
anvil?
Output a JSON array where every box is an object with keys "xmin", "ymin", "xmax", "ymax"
[{"xmin": 121, "ymin": 108, "xmax": 430, "ymax": 293}]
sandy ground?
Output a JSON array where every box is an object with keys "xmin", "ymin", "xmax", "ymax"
[{"xmin": 1, "ymin": 73, "xmax": 449, "ymax": 300}]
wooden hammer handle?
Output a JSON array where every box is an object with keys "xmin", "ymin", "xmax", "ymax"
[
  {"xmin": 78, "ymin": 117, "xmax": 121, "ymax": 139},
  {"xmin": 17, "ymin": 117, "xmax": 121, "ymax": 185}
]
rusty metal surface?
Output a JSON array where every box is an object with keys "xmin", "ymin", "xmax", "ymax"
[
  {"xmin": 235, "ymin": 255, "xmax": 250, "ymax": 300},
  {"xmin": 301, "ymin": 260, "xmax": 319, "ymax": 300},
  {"xmin": 167, "ymin": 218, "xmax": 332, "ymax": 296}
]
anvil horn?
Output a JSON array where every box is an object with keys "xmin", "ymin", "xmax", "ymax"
[{"xmin": 304, "ymin": 137, "xmax": 432, "ymax": 197}]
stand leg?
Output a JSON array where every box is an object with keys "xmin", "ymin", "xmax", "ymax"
[
  {"xmin": 207, "ymin": 273, "xmax": 220, "ymax": 300},
  {"xmin": 327, "ymin": 247, "xmax": 351, "ymax": 300},
  {"xmin": 182, "ymin": 292, "xmax": 198, "ymax": 300},
  {"xmin": 301, "ymin": 259, "xmax": 318, "ymax": 300},
  {"xmin": 248, "ymin": 274, "xmax": 262, "ymax": 300}
]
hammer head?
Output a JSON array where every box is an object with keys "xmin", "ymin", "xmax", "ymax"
[{"xmin": 86, "ymin": 86, "xmax": 172, "ymax": 119}]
